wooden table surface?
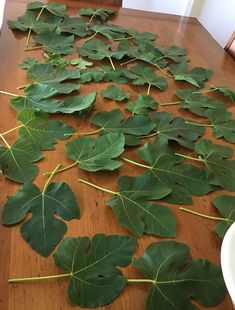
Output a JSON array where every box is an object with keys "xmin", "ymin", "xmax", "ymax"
[{"xmin": 0, "ymin": 0, "xmax": 234, "ymax": 309}]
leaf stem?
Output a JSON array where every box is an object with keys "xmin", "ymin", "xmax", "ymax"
[
  {"xmin": 161, "ymin": 101, "xmax": 181, "ymax": 106},
  {"xmin": 147, "ymin": 84, "xmax": 151, "ymax": 96},
  {"xmin": 84, "ymin": 31, "xmax": 98, "ymax": 42},
  {"xmin": 109, "ymin": 57, "xmax": 116, "ymax": 70},
  {"xmin": 127, "ymin": 278, "xmax": 154, "ymax": 284},
  {"xmin": 193, "ymin": 88, "xmax": 216, "ymax": 95},
  {"xmin": 185, "ymin": 121, "xmax": 213, "ymax": 127},
  {"xmin": 174, "ymin": 153, "xmax": 203, "ymax": 162},
  {"xmin": 0, "ymin": 125, "xmax": 24, "ymax": 136},
  {"xmin": 78, "ymin": 178, "xmax": 118, "ymax": 195},
  {"xmin": 89, "ymin": 12, "xmax": 96, "ymax": 23},
  {"xmin": 154, "ymin": 64, "xmax": 173, "ymax": 78},
  {"xmin": 42, "ymin": 164, "xmax": 61, "ymax": 193},
  {"xmin": 121, "ymin": 57, "xmax": 138, "ymax": 66},
  {"xmin": 113, "ymin": 36, "xmax": 134, "ymax": 41},
  {"xmin": 9, "ymin": 273, "xmax": 71, "ymax": 283},
  {"xmin": 17, "ymin": 84, "xmax": 31, "ymax": 90},
  {"xmin": 43, "ymin": 162, "xmax": 78, "ymax": 177},
  {"xmin": 122, "ymin": 157, "xmax": 150, "ymax": 170},
  {"xmin": 180, "ymin": 207, "xmax": 226, "ymax": 221},
  {"xmin": 0, "ymin": 134, "xmax": 11, "ymax": 148},
  {"xmin": 64, "ymin": 128, "xmax": 101, "ymax": 137},
  {"xmin": 138, "ymin": 132, "xmax": 157, "ymax": 139},
  {"xmin": 25, "ymin": 28, "xmax": 32, "ymax": 47},
  {"xmin": 24, "ymin": 45, "xmax": 43, "ymax": 51},
  {"xmin": 0, "ymin": 90, "xmax": 18, "ymax": 97}
]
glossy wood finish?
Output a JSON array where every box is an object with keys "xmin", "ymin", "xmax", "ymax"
[{"xmin": 0, "ymin": 1, "xmax": 234, "ymax": 309}]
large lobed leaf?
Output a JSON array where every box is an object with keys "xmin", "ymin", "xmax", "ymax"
[
  {"xmin": 79, "ymin": 8, "xmax": 115, "ymax": 21},
  {"xmin": 2, "ymin": 182, "xmax": 80, "ymax": 257},
  {"xmin": 133, "ymin": 240, "xmax": 226, "ymax": 310},
  {"xmin": 100, "ymin": 85, "xmax": 130, "ymax": 101},
  {"xmin": 125, "ymin": 94, "xmax": 157, "ymax": 115},
  {"xmin": 53, "ymin": 234, "xmax": 136, "ymax": 307}
]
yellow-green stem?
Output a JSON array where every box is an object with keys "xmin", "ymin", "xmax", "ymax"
[
  {"xmin": 180, "ymin": 207, "xmax": 226, "ymax": 221},
  {"xmin": 138, "ymin": 132, "xmax": 157, "ymax": 139},
  {"xmin": 64, "ymin": 128, "xmax": 101, "ymax": 137},
  {"xmin": 0, "ymin": 90, "xmax": 18, "ymax": 97},
  {"xmin": 174, "ymin": 152, "xmax": 203, "ymax": 162},
  {"xmin": 147, "ymin": 84, "xmax": 151, "ymax": 96},
  {"xmin": 84, "ymin": 31, "xmax": 98, "ymax": 42},
  {"xmin": 9, "ymin": 273, "xmax": 71, "ymax": 283},
  {"xmin": 113, "ymin": 36, "xmax": 134, "ymax": 41},
  {"xmin": 109, "ymin": 57, "xmax": 116, "ymax": 70},
  {"xmin": 0, "ymin": 125, "xmax": 24, "ymax": 136},
  {"xmin": 0, "ymin": 134, "xmax": 11, "ymax": 148},
  {"xmin": 42, "ymin": 164, "xmax": 61, "ymax": 193},
  {"xmin": 78, "ymin": 178, "xmax": 118, "ymax": 195},
  {"xmin": 185, "ymin": 120, "xmax": 213, "ymax": 127},
  {"xmin": 121, "ymin": 57, "xmax": 138, "ymax": 66},
  {"xmin": 43, "ymin": 162, "xmax": 77, "ymax": 177},
  {"xmin": 161, "ymin": 101, "xmax": 181, "ymax": 106},
  {"xmin": 122, "ymin": 157, "xmax": 150, "ymax": 170},
  {"xmin": 24, "ymin": 45, "xmax": 43, "ymax": 51},
  {"xmin": 127, "ymin": 278, "xmax": 154, "ymax": 284}
]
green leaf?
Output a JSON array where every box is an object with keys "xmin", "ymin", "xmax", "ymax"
[
  {"xmin": 79, "ymin": 8, "xmax": 115, "ymax": 21},
  {"xmin": 137, "ymin": 140, "xmax": 215, "ymax": 204},
  {"xmin": 157, "ymin": 45, "xmax": 188, "ymax": 63},
  {"xmin": 211, "ymin": 85, "xmax": 235, "ymax": 102},
  {"xmin": 124, "ymin": 64, "xmax": 168, "ymax": 93},
  {"xmin": 125, "ymin": 28, "xmax": 157, "ymax": 44},
  {"xmin": 27, "ymin": 2, "xmax": 67, "ymax": 17},
  {"xmin": 79, "ymin": 69, "xmax": 105, "ymax": 83},
  {"xmin": 213, "ymin": 195, "xmax": 235, "ymax": 237},
  {"xmin": 91, "ymin": 108, "xmax": 155, "ymax": 137},
  {"xmin": 176, "ymin": 88, "xmax": 226, "ymax": 117},
  {"xmin": 19, "ymin": 57, "xmax": 38, "ymax": 70},
  {"xmin": 150, "ymin": 112, "xmax": 205, "ymax": 149},
  {"xmin": 107, "ymin": 174, "xmax": 175, "ymax": 237},
  {"xmin": 168, "ymin": 62, "xmax": 213, "ymax": 87},
  {"xmin": 54, "ymin": 16, "xmax": 89, "ymax": 37},
  {"xmin": 0, "ymin": 138, "xmax": 42, "ymax": 183},
  {"xmin": 43, "ymin": 52, "xmax": 69, "ymax": 68},
  {"xmin": 17, "ymin": 109, "xmax": 75, "ymax": 150},
  {"xmin": 98, "ymin": 65, "xmax": 128, "ymax": 83},
  {"xmin": 133, "ymin": 240, "xmax": 226, "ymax": 310},
  {"xmin": 101, "ymin": 85, "xmax": 130, "ymax": 101},
  {"xmin": 194, "ymin": 139, "xmax": 235, "ymax": 190},
  {"xmin": 78, "ymin": 38, "xmax": 125, "ymax": 68},
  {"xmin": 70, "ymin": 57, "xmax": 93, "ymax": 69},
  {"xmin": 89, "ymin": 22, "xmax": 126, "ymax": 40},
  {"xmin": 53, "ymin": 234, "xmax": 136, "ymax": 307},
  {"xmin": 65, "ymin": 133, "xmax": 125, "ymax": 172},
  {"xmin": 33, "ymin": 31, "xmax": 74, "ymax": 54},
  {"xmin": 2, "ymin": 182, "xmax": 79, "ymax": 257},
  {"xmin": 205, "ymin": 109, "xmax": 235, "ymax": 143},
  {"xmin": 8, "ymin": 11, "xmax": 50, "ymax": 32},
  {"xmin": 125, "ymin": 94, "xmax": 157, "ymax": 115}
]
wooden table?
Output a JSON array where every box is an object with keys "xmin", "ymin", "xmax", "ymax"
[{"xmin": 0, "ymin": 1, "xmax": 234, "ymax": 309}]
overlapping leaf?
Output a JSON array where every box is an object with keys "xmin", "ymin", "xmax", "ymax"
[
  {"xmin": 27, "ymin": 1, "xmax": 68, "ymax": 17},
  {"xmin": 125, "ymin": 94, "xmax": 157, "ymax": 115},
  {"xmin": 53, "ymin": 16, "xmax": 89, "ymax": 37},
  {"xmin": 176, "ymin": 88, "xmax": 226, "ymax": 117},
  {"xmin": 70, "ymin": 57, "xmax": 93, "ymax": 69},
  {"xmin": 88, "ymin": 22, "xmax": 126, "ymax": 40},
  {"xmin": 168, "ymin": 62, "xmax": 214, "ymax": 87},
  {"xmin": 124, "ymin": 28, "xmax": 157, "ymax": 44},
  {"xmin": 98, "ymin": 65, "xmax": 128, "ymax": 83},
  {"xmin": 212, "ymin": 195, "xmax": 235, "ymax": 237},
  {"xmin": 16, "ymin": 109, "xmax": 75, "ymax": 150},
  {"xmin": 133, "ymin": 241, "xmax": 226, "ymax": 310},
  {"xmin": 53, "ymin": 234, "xmax": 135, "ymax": 307},
  {"xmin": 0, "ymin": 138, "xmax": 42, "ymax": 183},
  {"xmin": 211, "ymin": 85, "xmax": 235, "ymax": 102},
  {"xmin": 150, "ymin": 111, "xmax": 205, "ymax": 149},
  {"xmin": 101, "ymin": 85, "xmax": 130, "ymax": 101},
  {"xmin": 79, "ymin": 8, "xmax": 115, "ymax": 21},
  {"xmin": 65, "ymin": 133, "xmax": 125, "ymax": 172},
  {"xmin": 157, "ymin": 45, "xmax": 188, "ymax": 63},
  {"xmin": 106, "ymin": 174, "xmax": 175, "ymax": 237},
  {"xmin": 2, "ymin": 182, "xmax": 80, "ymax": 257}
]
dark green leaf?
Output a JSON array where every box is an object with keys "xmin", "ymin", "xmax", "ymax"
[
  {"xmin": 176, "ymin": 88, "xmax": 226, "ymax": 117},
  {"xmin": 194, "ymin": 139, "xmax": 235, "ymax": 190},
  {"xmin": 8, "ymin": 11, "xmax": 50, "ymax": 32},
  {"xmin": 157, "ymin": 45, "xmax": 188, "ymax": 63},
  {"xmin": 33, "ymin": 31, "xmax": 74, "ymax": 55},
  {"xmin": 53, "ymin": 234, "xmax": 135, "ymax": 307},
  {"xmin": 19, "ymin": 57, "xmax": 38, "ymax": 70},
  {"xmin": 17, "ymin": 109, "xmax": 75, "ymax": 150},
  {"xmin": 70, "ymin": 57, "xmax": 93, "ymax": 69},
  {"xmin": 43, "ymin": 52, "xmax": 70, "ymax": 68},
  {"xmin": 79, "ymin": 8, "xmax": 115, "ymax": 21},
  {"xmin": 91, "ymin": 108, "xmax": 155, "ymax": 137},
  {"xmin": 125, "ymin": 94, "xmax": 157, "ymax": 115},
  {"xmin": 125, "ymin": 28, "xmax": 157, "ymax": 44},
  {"xmin": 27, "ymin": 2, "xmax": 68, "ymax": 17},
  {"xmin": 150, "ymin": 111, "xmax": 205, "ymax": 149},
  {"xmin": 65, "ymin": 133, "xmax": 125, "ymax": 172},
  {"xmin": 0, "ymin": 138, "xmax": 42, "ymax": 183},
  {"xmin": 89, "ymin": 22, "xmax": 126, "ymax": 40},
  {"xmin": 107, "ymin": 174, "xmax": 175, "ymax": 237},
  {"xmin": 168, "ymin": 62, "xmax": 214, "ymax": 87},
  {"xmin": 79, "ymin": 69, "xmax": 105, "ymax": 83},
  {"xmin": 137, "ymin": 140, "xmax": 215, "ymax": 204},
  {"xmin": 55, "ymin": 16, "xmax": 89, "ymax": 37},
  {"xmin": 101, "ymin": 85, "xmax": 130, "ymax": 101},
  {"xmin": 211, "ymin": 85, "xmax": 235, "ymax": 102},
  {"xmin": 133, "ymin": 240, "xmax": 226, "ymax": 310},
  {"xmin": 213, "ymin": 195, "xmax": 235, "ymax": 238},
  {"xmin": 124, "ymin": 64, "xmax": 168, "ymax": 93},
  {"xmin": 2, "ymin": 182, "xmax": 79, "ymax": 257},
  {"xmin": 98, "ymin": 65, "xmax": 128, "ymax": 83}
]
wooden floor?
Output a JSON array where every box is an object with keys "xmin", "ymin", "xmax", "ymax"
[{"xmin": 0, "ymin": 0, "xmax": 234, "ymax": 309}]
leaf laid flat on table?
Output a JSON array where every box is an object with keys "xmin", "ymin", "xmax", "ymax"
[
  {"xmin": 168, "ymin": 62, "xmax": 214, "ymax": 87},
  {"xmin": 17, "ymin": 109, "xmax": 75, "ymax": 150},
  {"xmin": 19, "ymin": 55, "xmax": 70, "ymax": 70},
  {"xmin": 101, "ymin": 85, "xmax": 130, "ymax": 101},
  {"xmin": 91, "ymin": 108, "xmax": 155, "ymax": 137},
  {"xmin": 79, "ymin": 69, "xmax": 105, "ymax": 83},
  {"xmin": 133, "ymin": 241, "xmax": 226, "ymax": 310},
  {"xmin": 107, "ymin": 174, "xmax": 175, "ymax": 237},
  {"xmin": 33, "ymin": 31, "xmax": 74, "ymax": 55},
  {"xmin": 53, "ymin": 234, "xmax": 136, "ymax": 307},
  {"xmin": 125, "ymin": 28, "xmax": 157, "ymax": 44},
  {"xmin": 79, "ymin": 8, "xmax": 115, "ymax": 21},
  {"xmin": 98, "ymin": 65, "xmax": 128, "ymax": 83},
  {"xmin": 211, "ymin": 85, "xmax": 235, "ymax": 102},
  {"xmin": 213, "ymin": 195, "xmax": 235, "ymax": 238},
  {"xmin": 0, "ymin": 138, "xmax": 42, "ymax": 183},
  {"xmin": 70, "ymin": 57, "xmax": 93, "ymax": 69},
  {"xmin": 176, "ymin": 88, "xmax": 226, "ymax": 117},
  {"xmin": 193, "ymin": 139, "xmax": 235, "ymax": 191},
  {"xmin": 157, "ymin": 45, "xmax": 188, "ymax": 63},
  {"xmin": 124, "ymin": 64, "xmax": 168, "ymax": 93},
  {"xmin": 150, "ymin": 112, "xmax": 205, "ymax": 149},
  {"xmin": 27, "ymin": 1, "xmax": 68, "ymax": 17},
  {"xmin": 136, "ymin": 140, "xmax": 215, "ymax": 204},
  {"xmin": 78, "ymin": 38, "xmax": 125, "ymax": 62},
  {"xmin": 88, "ymin": 22, "xmax": 127, "ymax": 40},
  {"xmin": 54, "ymin": 16, "xmax": 89, "ymax": 37},
  {"xmin": 205, "ymin": 109, "xmax": 235, "ymax": 143},
  {"xmin": 125, "ymin": 94, "xmax": 157, "ymax": 115},
  {"xmin": 65, "ymin": 133, "xmax": 125, "ymax": 172},
  {"xmin": 2, "ymin": 182, "xmax": 80, "ymax": 257}
]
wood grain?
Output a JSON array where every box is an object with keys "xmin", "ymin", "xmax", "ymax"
[{"xmin": 0, "ymin": 0, "xmax": 234, "ymax": 309}]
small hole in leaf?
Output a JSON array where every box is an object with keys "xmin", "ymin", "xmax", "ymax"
[{"xmin": 98, "ymin": 274, "xmax": 104, "ymax": 278}]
